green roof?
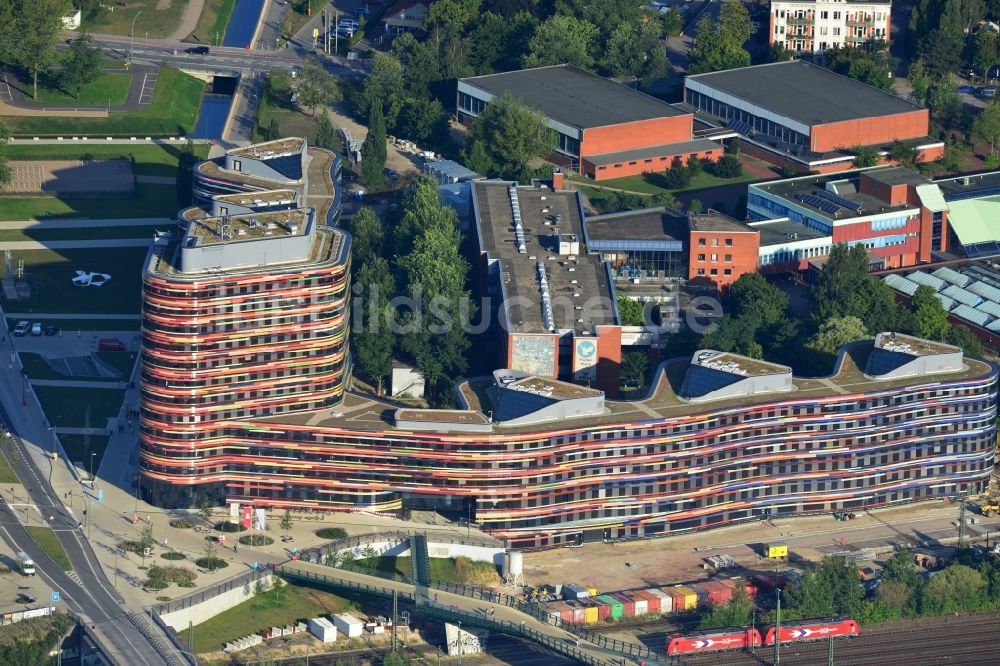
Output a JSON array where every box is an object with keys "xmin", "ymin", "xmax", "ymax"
[{"xmin": 946, "ymin": 196, "xmax": 1000, "ymax": 246}]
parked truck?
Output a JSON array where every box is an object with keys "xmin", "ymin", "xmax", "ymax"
[{"xmin": 17, "ymin": 551, "xmax": 35, "ymax": 576}]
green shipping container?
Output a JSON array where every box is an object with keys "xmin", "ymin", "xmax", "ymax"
[{"xmin": 597, "ymin": 594, "xmax": 623, "ymax": 619}]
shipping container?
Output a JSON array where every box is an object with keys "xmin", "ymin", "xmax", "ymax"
[
  {"xmin": 593, "ymin": 598, "xmax": 611, "ymax": 622},
  {"xmin": 587, "ymin": 587, "xmax": 598, "ymax": 596},
  {"xmin": 558, "ymin": 602, "xmax": 576, "ymax": 625},
  {"xmin": 544, "ymin": 602, "xmax": 565, "ymax": 624},
  {"xmin": 597, "ymin": 594, "xmax": 624, "ymax": 620},
  {"xmin": 563, "ymin": 584, "xmax": 591, "ymax": 600},
  {"xmin": 581, "ymin": 599, "xmax": 600, "ymax": 624},
  {"xmin": 635, "ymin": 589, "xmax": 660, "ymax": 614},
  {"xmin": 764, "ymin": 542, "xmax": 788, "ymax": 559},
  {"xmin": 627, "ymin": 591, "xmax": 649, "ymax": 616},
  {"xmin": 673, "ymin": 586, "xmax": 698, "ymax": 611},
  {"xmin": 699, "ymin": 580, "xmax": 734, "ymax": 606},
  {"xmin": 661, "ymin": 587, "xmax": 686, "ymax": 613},
  {"xmin": 647, "ymin": 587, "xmax": 673, "ymax": 614},
  {"xmin": 687, "ymin": 583, "xmax": 711, "ymax": 608},
  {"xmin": 612, "ymin": 592, "xmax": 636, "ymax": 617},
  {"xmin": 332, "ymin": 614, "xmax": 364, "ymax": 639},
  {"xmin": 565, "ymin": 600, "xmax": 586, "ymax": 624}
]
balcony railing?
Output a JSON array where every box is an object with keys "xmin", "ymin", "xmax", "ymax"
[
  {"xmin": 786, "ymin": 15, "xmax": 813, "ymax": 25},
  {"xmin": 847, "ymin": 18, "xmax": 875, "ymax": 27}
]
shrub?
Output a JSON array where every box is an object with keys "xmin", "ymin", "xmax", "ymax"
[
  {"xmin": 119, "ymin": 540, "xmax": 145, "ymax": 554},
  {"xmin": 238, "ymin": 535, "xmax": 275, "ymax": 546},
  {"xmin": 195, "ymin": 557, "xmax": 229, "ymax": 571},
  {"xmin": 712, "ymin": 155, "xmax": 743, "ymax": 178},
  {"xmin": 214, "ymin": 521, "xmax": 246, "ymax": 533},
  {"xmin": 169, "ymin": 519, "xmax": 194, "ymax": 529},
  {"xmin": 316, "ymin": 527, "xmax": 348, "ymax": 540},
  {"xmin": 145, "ymin": 579, "xmax": 169, "ymax": 590},
  {"xmin": 148, "ymin": 565, "xmax": 196, "ymax": 584},
  {"xmin": 156, "ymin": 596, "xmax": 172, "ymax": 602},
  {"xmin": 160, "ymin": 552, "xmax": 186, "ymax": 561},
  {"xmin": 178, "ymin": 581, "xmax": 197, "ymax": 588}
]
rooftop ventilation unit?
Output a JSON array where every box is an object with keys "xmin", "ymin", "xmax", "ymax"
[{"xmin": 537, "ymin": 260, "xmax": 555, "ymax": 332}]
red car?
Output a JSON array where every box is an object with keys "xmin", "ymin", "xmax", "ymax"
[{"xmin": 98, "ymin": 338, "xmax": 126, "ymax": 352}]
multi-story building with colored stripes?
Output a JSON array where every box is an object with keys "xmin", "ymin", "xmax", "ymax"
[{"xmin": 140, "ymin": 296, "xmax": 997, "ymax": 548}]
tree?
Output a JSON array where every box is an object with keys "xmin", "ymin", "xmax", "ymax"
[
  {"xmin": 923, "ymin": 564, "xmax": 985, "ymax": 614},
  {"xmin": 353, "ymin": 257, "xmax": 396, "ymax": 395},
  {"xmin": 688, "ymin": 2, "xmax": 753, "ymax": 74},
  {"xmin": 918, "ymin": 0, "xmax": 966, "ymax": 77},
  {"xmin": 523, "ymin": 14, "xmax": 598, "ymax": 69},
  {"xmin": 908, "ymin": 60, "xmax": 931, "ymax": 106},
  {"xmin": 360, "ymin": 104, "xmax": 387, "ymax": 190},
  {"xmin": 946, "ymin": 323, "xmax": 984, "ymax": 356},
  {"xmin": 686, "ymin": 153, "xmax": 703, "ymax": 178},
  {"xmin": 60, "ymin": 33, "xmax": 102, "ymax": 101},
  {"xmin": 0, "ymin": 121, "xmax": 9, "ymax": 188},
  {"xmin": 806, "ymin": 316, "xmax": 869, "ymax": 354},
  {"xmin": 346, "ymin": 207, "xmax": 383, "ymax": 270},
  {"xmin": 139, "ymin": 522, "xmax": 155, "ymax": 556},
  {"xmin": 851, "ymin": 145, "xmax": 881, "ymax": 168},
  {"xmin": 197, "ymin": 496, "xmax": 212, "ymax": 524},
  {"xmin": 468, "ymin": 10, "xmax": 537, "ymax": 73},
  {"xmin": 314, "ymin": 110, "xmax": 337, "ymax": 150},
  {"xmin": 699, "ymin": 580, "xmax": 752, "ymax": 629},
  {"xmin": 974, "ymin": 99, "xmax": 1000, "ymax": 156},
  {"xmin": 770, "ymin": 41, "xmax": 794, "ymax": 62},
  {"xmin": 297, "ymin": 58, "xmax": 341, "ymax": 116},
  {"xmin": 464, "ymin": 92, "xmax": 555, "ymax": 181},
  {"xmin": 712, "ymin": 155, "xmax": 743, "ymax": 178},
  {"xmin": 383, "ymin": 652, "xmax": 411, "ymax": 666},
  {"xmin": 605, "ymin": 19, "xmax": 667, "ymax": 84},
  {"xmin": 724, "ymin": 273, "xmax": 790, "ymax": 329},
  {"xmin": 279, "ymin": 510, "xmax": 293, "ymax": 537},
  {"xmin": 396, "ymin": 97, "xmax": 447, "ymax": 144},
  {"xmin": 811, "ymin": 244, "xmax": 910, "ymax": 333},
  {"xmin": 688, "ymin": 199, "xmax": 703, "ymax": 214},
  {"xmin": 202, "ymin": 540, "xmax": 219, "ymax": 571},
  {"xmin": 928, "ymin": 74, "xmax": 963, "ymax": 130},
  {"xmin": 354, "ymin": 53, "xmax": 405, "ymax": 125},
  {"xmin": 785, "ymin": 556, "xmax": 864, "ymax": 619},
  {"xmin": 664, "ymin": 157, "xmax": 692, "ymax": 189},
  {"xmin": 4, "ymin": 0, "xmax": 70, "ymax": 100},
  {"xmin": 617, "ymin": 295, "xmax": 646, "ymax": 326},
  {"xmin": 268, "ymin": 118, "xmax": 280, "ymax": 141},
  {"xmin": 825, "ymin": 43, "xmax": 896, "ymax": 92},
  {"xmin": 910, "ymin": 285, "xmax": 951, "ymax": 340},
  {"xmin": 621, "ymin": 352, "xmax": 649, "ymax": 386},
  {"xmin": 889, "ymin": 141, "xmax": 919, "ymax": 166},
  {"xmin": 976, "ymin": 28, "xmax": 999, "ymax": 76},
  {"xmin": 662, "ymin": 8, "xmax": 683, "ymax": 37},
  {"xmin": 391, "ymin": 32, "xmax": 439, "ymax": 98}
]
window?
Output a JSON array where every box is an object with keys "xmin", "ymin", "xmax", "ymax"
[
  {"xmin": 833, "ymin": 27, "xmax": 840, "ymax": 35},
  {"xmin": 821, "ymin": 10, "xmax": 828, "ymax": 18},
  {"xmin": 697, "ymin": 254, "xmax": 706, "ymax": 261},
  {"xmin": 698, "ymin": 238, "xmax": 706, "ymax": 247},
  {"xmin": 724, "ymin": 268, "xmax": 733, "ymax": 276},
  {"xmin": 697, "ymin": 268, "xmax": 706, "ymax": 276},
  {"xmin": 833, "ymin": 11, "xmax": 840, "ymax": 19},
  {"xmin": 232, "ymin": 160, "xmax": 241, "ymax": 171},
  {"xmin": 711, "ymin": 253, "xmax": 718, "ymax": 261},
  {"xmin": 710, "ymin": 268, "xmax": 718, "ymax": 275},
  {"xmin": 724, "ymin": 238, "xmax": 733, "ymax": 246},
  {"xmin": 725, "ymin": 254, "xmax": 733, "ymax": 262},
  {"xmin": 711, "ymin": 238, "xmax": 719, "ymax": 247}
]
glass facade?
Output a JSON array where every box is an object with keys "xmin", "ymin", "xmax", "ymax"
[{"xmin": 685, "ymin": 89, "xmax": 809, "ymax": 146}]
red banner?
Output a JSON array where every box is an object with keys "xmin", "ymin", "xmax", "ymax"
[{"xmin": 242, "ymin": 506, "xmax": 252, "ymax": 529}]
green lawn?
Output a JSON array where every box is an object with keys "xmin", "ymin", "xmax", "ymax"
[
  {"xmin": 571, "ymin": 168, "xmax": 759, "ymax": 196},
  {"xmin": 184, "ymin": 0, "xmax": 237, "ymax": 44},
  {"xmin": 0, "ymin": 184, "xmax": 178, "ymax": 220},
  {"xmin": 0, "ymin": 450, "xmax": 17, "ymax": 484},
  {"xmin": 282, "ymin": 0, "xmax": 327, "ymax": 38},
  {"xmin": 18, "ymin": 351, "xmax": 135, "ymax": 380},
  {"xmin": 25, "ymin": 526, "xmax": 71, "ymax": 571},
  {"xmin": 82, "ymin": 1, "xmax": 192, "ymax": 39},
  {"xmin": 0, "ymin": 225, "xmax": 168, "ymax": 243},
  {"xmin": 34, "ymin": 385, "xmax": 126, "ymax": 428},
  {"xmin": 28, "ymin": 71, "xmax": 132, "ymax": 107},
  {"xmin": 3, "ymin": 143, "xmax": 210, "ymax": 178},
  {"xmin": 6, "ymin": 318, "xmax": 140, "ymax": 332},
  {"xmin": 18, "ymin": 353, "xmax": 69, "ymax": 381},
  {"xmin": 10, "ymin": 247, "xmax": 149, "ymax": 315},
  {"xmin": 351, "ymin": 556, "xmax": 500, "ymax": 585},
  {"xmin": 94, "ymin": 351, "xmax": 138, "ymax": 377},
  {"xmin": 3, "ymin": 68, "xmax": 204, "ymax": 137},
  {"xmin": 254, "ymin": 72, "xmax": 343, "ymax": 151},
  {"xmin": 188, "ymin": 580, "xmax": 357, "ymax": 653},
  {"xmin": 58, "ymin": 433, "xmax": 110, "ymax": 472}
]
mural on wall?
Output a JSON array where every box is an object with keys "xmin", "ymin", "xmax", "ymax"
[
  {"xmin": 574, "ymin": 338, "xmax": 598, "ymax": 380},
  {"xmin": 510, "ymin": 334, "xmax": 556, "ymax": 376}
]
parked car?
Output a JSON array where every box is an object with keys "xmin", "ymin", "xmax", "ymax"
[
  {"xmin": 44, "ymin": 325, "xmax": 60, "ymax": 336},
  {"xmin": 98, "ymin": 338, "xmax": 126, "ymax": 352},
  {"xmin": 184, "ymin": 45, "xmax": 210, "ymax": 55},
  {"xmin": 30, "ymin": 323, "xmax": 42, "ymax": 336},
  {"xmin": 979, "ymin": 85, "xmax": 998, "ymax": 97},
  {"xmin": 338, "ymin": 18, "xmax": 360, "ymax": 29},
  {"xmin": 958, "ymin": 85, "xmax": 976, "ymax": 94},
  {"xmin": 12, "ymin": 321, "xmax": 29, "ymax": 337},
  {"xmin": 15, "ymin": 593, "xmax": 36, "ymax": 604}
]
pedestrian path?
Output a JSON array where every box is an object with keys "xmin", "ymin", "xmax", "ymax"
[
  {"xmin": 33, "ymin": 380, "xmax": 123, "ymax": 389},
  {"xmin": 54, "ymin": 427, "xmax": 111, "ymax": 435},
  {"xmin": 4, "ymin": 312, "xmax": 141, "ymax": 319},
  {"xmin": 0, "ymin": 239, "xmax": 153, "ymax": 250},
  {"xmin": 0, "ymin": 217, "xmax": 173, "ymax": 229},
  {"xmin": 134, "ymin": 175, "xmax": 176, "ymax": 185}
]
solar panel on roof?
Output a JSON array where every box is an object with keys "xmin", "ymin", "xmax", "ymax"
[
  {"xmin": 816, "ymin": 189, "xmax": 863, "ymax": 212},
  {"xmin": 797, "ymin": 194, "xmax": 841, "ymax": 214}
]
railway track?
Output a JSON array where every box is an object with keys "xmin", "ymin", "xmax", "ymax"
[{"xmin": 678, "ymin": 614, "xmax": 1000, "ymax": 665}]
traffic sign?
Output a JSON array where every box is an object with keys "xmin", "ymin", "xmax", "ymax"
[
  {"xmin": 51, "ymin": 591, "xmax": 60, "ymax": 603},
  {"xmin": 97, "ymin": 488, "xmax": 104, "ymax": 502}
]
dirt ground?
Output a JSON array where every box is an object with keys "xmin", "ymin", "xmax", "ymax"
[
  {"xmin": 519, "ymin": 500, "xmax": 968, "ymax": 593},
  {"xmin": 325, "ymin": 101, "xmax": 421, "ymax": 177}
]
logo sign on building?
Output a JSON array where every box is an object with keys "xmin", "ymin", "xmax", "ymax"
[
  {"xmin": 254, "ymin": 508, "xmax": 266, "ymax": 531},
  {"xmin": 242, "ymin": 506, "xmax": 253, "ymax": 529},
  {"xmin": 573, "ymin": 338, "xmax": 598, "ymax": 380}
]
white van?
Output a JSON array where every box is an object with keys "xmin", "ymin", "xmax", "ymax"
[
  {"xmin": 30, "ymin": 323, "xmax": 42, "ymax": 336},
  {"xmin": 17, "ymin": 551, "xmax": 35, "ymax": 576}
]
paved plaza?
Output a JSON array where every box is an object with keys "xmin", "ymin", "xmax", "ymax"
[{"xmin": 2, "ymin": 160, "xmax": 135, "ymax": 195}]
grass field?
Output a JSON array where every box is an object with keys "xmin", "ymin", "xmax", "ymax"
[
  {"xmin": 184, "ymin": 0, "xmax": 238, "ymax": 45},
  {"xmin": 352, "ymin": 556, "xmax": 500, "ymax": 585},
  {"xmin": 94, "ymin": 351, "xmax": 138, "ymax": 377},
  {"xmin": 27, "ymin": 71, "xmax": 132, "ymax": 107},
  {"xmin": 282, "ymin": 0, "xmax": 327, "ymax": 38},
  {"xmin": 570, "ymin": 168, "xmax": 759, "ymax": 196},
  {"xmin": 25, "ymin": 526, "xmax": 71, "ymax": 571},
  {"xmin": 254, "ymin": 72, "xmax": 343, "ymax": 151},
  {"xmin": 188, "ymin": 581, "xmax": 358, "ymax": 653},
  {"xmin": 6, "ymin": 318, "xmax": 140, "ymax": 332},
  {"xmin": 10, "ymin": 247, "xmax": 149, "ymax": 315},
  {"xmin": 82, "ymin": 1, "xmax": 192, "ymax": 39},
  {"xmin": 58, "ymin": 433, "xmax": 110, "ymax": 472},
  {"xmin": 0, "ymin": 184, "xmax": 177, "ymax": 221},
  {"xmin": 18, "ymin": 353, "xmax": 69, "ymax": 381},
  {"xmin": 0, "ymin": 225, "xmax": 167, "ymax": 243},
  {"xmin": 3, "ymin": 69, "xmax": 204, "ymax": 137},
  {"xmin": 18, "ymin": 351, "xmax": 135, "ymax": 380},
  {"xmin": 0, "ymin": 450, "xmax": 17, "ymax": 484},
  {"xmin": 34, "ymin": 385, "xmax": 126, "ymax": 428},
  {"xmin": 4, "ymin": 143, "xmax": 210, "ymax": 178}
]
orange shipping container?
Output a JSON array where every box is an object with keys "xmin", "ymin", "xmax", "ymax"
[{"xmin": 673, "ymin": 586, "xmax": 698, "ymax": 611}]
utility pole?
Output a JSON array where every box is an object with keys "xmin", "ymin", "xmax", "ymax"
[
  {"xmin": 959, "ymin": 494, "xmax": 967, "ymax": 549},
  {"xmin": 749, "ymin": 608, "xmax": 756, "ymax": 654},
  {"xmin": 774, "ymin": 588, "xmax": 782, "ymax": 666},
  {"xmin": 828, "ymin": 634, "xmax": 834, "ymax": 666},
  {"xmin": 391, "ymin": 589, "xmax": 398, "ymax": 652},
  {"xmin": 188, "ymin": 620, "xmax": 193, "ymax": 650}
]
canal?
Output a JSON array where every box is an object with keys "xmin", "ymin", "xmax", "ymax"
[
  {"xmin": 190, "ymin": 77, "xmax": 238, "ymax": 140},
  {"xmin": 223, "ymin": 0, "xmax": 266, "ymax": 48}
]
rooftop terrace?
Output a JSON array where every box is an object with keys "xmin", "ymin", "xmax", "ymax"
[
  {"xmin": 185, "ymin": 209, "xmax": 310, "ymax": 246},
  {"xmin": 229, "ymin": 138, "xmax": 304, "ymax": 159}
]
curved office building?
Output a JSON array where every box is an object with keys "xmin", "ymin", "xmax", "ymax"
[{"xmin": 140, "ymin": 308, "xmax": 997, "ymax": 547}]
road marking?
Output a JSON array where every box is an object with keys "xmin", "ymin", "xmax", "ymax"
[
  {"xmin": 138, "ymin": 72, "xmax": 157, "ymax": 105},
  {"xmin": 0, "ymin": 81, "xmax": 13, "ymax": 102}
]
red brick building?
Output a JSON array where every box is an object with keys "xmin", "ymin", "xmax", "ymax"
[
  {"xmin": 688, "ymin": 214, "xmax": 762, "ymax": 288},
  {"xmin": 458, "ymin": 65, "xmax": 722, "ymax": 180},
  {"xmin": 684, "ymin": 61, "xmax": 944, "ymax": 174}
]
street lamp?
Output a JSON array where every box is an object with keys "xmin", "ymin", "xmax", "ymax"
[
  {"xmin": 129, "ymin": 11, "xmax": 143, "ymax": 65},
  {"xmin": 90, "ymin": 452, "xmax": 96, "ymax": 483}
]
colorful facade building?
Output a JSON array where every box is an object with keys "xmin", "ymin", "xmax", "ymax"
[
  {"xmin": 769, "ymin": 0, "xmax": 891, "ymax": 54},
  {"xmin": 457, "ymin": 65, "xmax": 723, "ymax": 180},
  {"xmin": 141, "ymin": 328, "xmax": 997, "ymax": 549}
]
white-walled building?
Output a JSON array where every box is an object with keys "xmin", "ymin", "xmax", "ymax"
[{"xmin": 769, "ymin": 0, "xmax": 891, "ymax": 53}]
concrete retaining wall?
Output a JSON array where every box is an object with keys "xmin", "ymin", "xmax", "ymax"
[
  {"xmin": 159, "ymin": 573, "xmax": 272, "ymax": 630},
  {"xmin": 333, "ymin": 540, "xmax": 505, "ymax": 567}
]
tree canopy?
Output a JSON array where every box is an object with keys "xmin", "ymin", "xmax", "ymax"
[
  {"xmin": 1, "ymin": 0, "xmax": 70, "ymax": 100},
  {"xmin": 61, "ymin": 33, "xmax": 103, "ymax": 101},
  {"xmin": 688, "ymin": 2, "xmax": 753, "ymax": 74},
  {"xmin": 296, "ymin": 59, "xmax": 341, "ymax": 116},
  {"xmin": 464, "ymin": 92, "xmax": 555, "ymax": 181}
]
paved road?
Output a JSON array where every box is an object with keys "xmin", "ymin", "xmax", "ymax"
[
  {"xmin": 0, "ymin": 348, "xmax": 184, "ymax": 664},
  {"xmin": 1, "ymin": 64, "xmax": 159, "ymax": 113}
]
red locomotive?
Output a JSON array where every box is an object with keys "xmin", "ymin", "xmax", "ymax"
[
  {"xmin": 764, "ymin": 619, "xmax": 860, "ymax": 645},
  {"xmin": 667, "ymin": 629, "xmax": 763, "ymax": 655}
]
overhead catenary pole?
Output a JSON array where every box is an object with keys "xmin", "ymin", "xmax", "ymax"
[{"xmin": 775, "ymin": 587, "xmax": 782, "ymax": 666}]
